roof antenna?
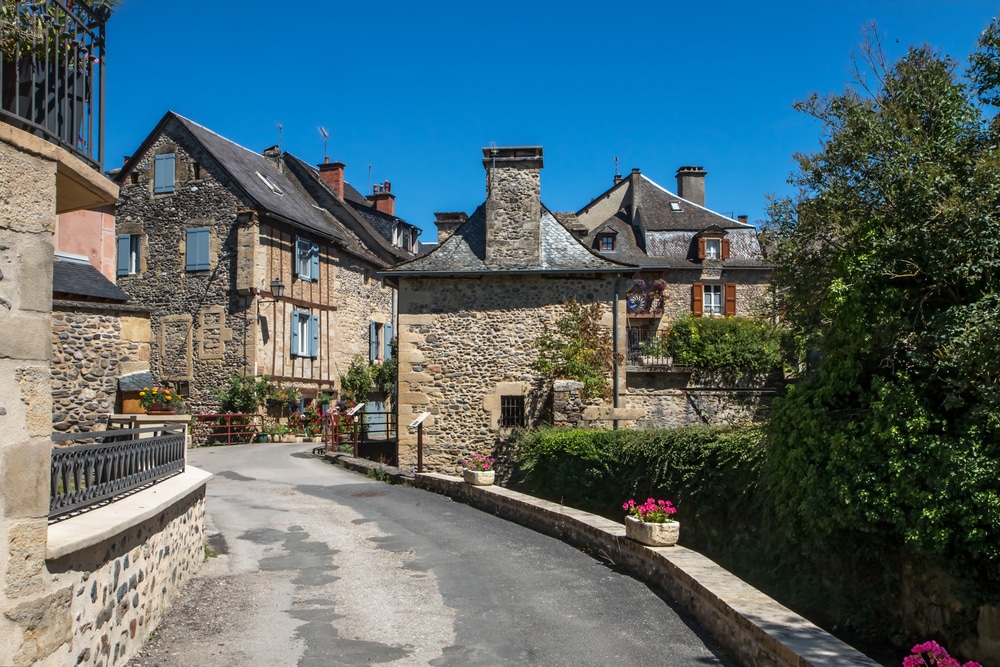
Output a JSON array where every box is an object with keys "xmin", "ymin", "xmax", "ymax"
[
  {"xmin": 367, "ymin": 164, "xmax": 373, "ymax": 198},
  {"xmin": 614, "ymin": 156, "xmax": 620, "ymax": 179},
  {"xmin": 318, "ymin": 127, "xmax": 329, "ymax": 162},
  {"xmin": 275, "ymin": 122, "xmax": 283, "ymax": 154}
]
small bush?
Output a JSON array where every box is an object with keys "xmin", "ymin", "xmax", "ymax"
[{"xmin": 664, "ymin": 315, "xmax": 786, "ymax": 375}]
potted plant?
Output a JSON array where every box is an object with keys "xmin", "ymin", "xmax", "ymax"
[
  {"xmin": 460, "ymin": 454, "xmax": 495, "ymax": 486},
  {"xmin": 623, "ymin": 497, "xmax": 679, "ymax": 546},
  {"xmin": 139, "ymin": 386, "xmax": 184, "ymax": 414},
  {"xmin": 652, "ymin": 278, "xmax": 668, "ymax": 294},
  {"xmin": 638, "ymin": 335, "xmax": 672, "ymax": 367}
]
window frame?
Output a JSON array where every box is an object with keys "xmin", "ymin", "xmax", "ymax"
[
  {"xmin": 290, "ymin": 310, "xmax": 319, "ymax": 358},
  {"xmin": 598, "ymin": 234, "xmax": 616, "ymax": 252},
  {"xmin": 704, "ymin": 284, "xmax": 723, "ymax": 316},
  {"xmin": 117, "ymin": 234, "xmax": 141, "ymax": 276},
  {"xmin": 500, "ymin": 395, "xmax": 526, "ymax": 428},
  {"xmin": 296, "ymin": 237, "xmax": 320, "ymax": 282},
  {"xmin": 704, "ymin": 239, "xmax": 721, "ymax": 260}
]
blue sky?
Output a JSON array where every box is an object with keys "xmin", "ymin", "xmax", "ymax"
[{"xmin": 103, "ymin": 1, "xmax": 1000, "ymax": 237}]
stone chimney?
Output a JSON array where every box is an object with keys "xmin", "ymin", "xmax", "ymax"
[
  {"xmin": 371, "ymin": 181, "xmax": 395, "ymax": 216},
  {"xmin": 262, "ymin": 145, "xmax": 283, "ymax": 173},
  {"xmin": 675, "ymin": 166, "xmax": 707, "ymax": 207},
  {"xmin": 483, "ymin": 146, "xmax": 543, "ymax": 269},
  {"xmin": 318, "ymin": 159, "xmax": 346, "ymax": 199},
  {"xmin": 434, "ymin": 212, "xmax": 469, "ymax": 244}
]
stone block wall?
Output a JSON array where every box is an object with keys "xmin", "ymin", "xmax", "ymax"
[
  {"xmin": 397, "ymin": 274, "xmax": 620, "ymax": 472},
  {"xmin": 51, "ymin": 303, "xmax": 151, "ymax": 432}
]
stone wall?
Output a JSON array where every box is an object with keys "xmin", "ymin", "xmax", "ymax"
[
  {"xmin": 484, "ymin": 151, "xmax": 542, "ymax": 269},
  {"xmin": 35, "ymin": 489, "xmax": 206, "ymax": 667},
  {"xmin": 397, "ymin": 274, "xmax": 620, "ymax": 472},
  {"xmin": 654, "ymin": 267, "xmax": 772, "ymax": 327},
  {"xmin": 51, "ymin": 302, "xmax": 151, "ymax": 432}
]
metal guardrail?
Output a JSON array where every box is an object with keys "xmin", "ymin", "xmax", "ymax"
[
  {"xmin": 190, "ymin": 413, "xmax": 262, "ymax": 445},
  {"xmin": 1, "ymin": 0, "xmax": 108, "ymax": 170},
  {"xmin": 323, "ymin": 409, "xmax": 398, "ymax": 465},
  {"xmin": 49, "ymin": 425, "xmax": 185, "ymax": 519}
]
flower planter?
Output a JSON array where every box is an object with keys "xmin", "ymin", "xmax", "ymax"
[
  {"xmin": 624, "ymin": 516, "xmax": 679, "ymax": 547},
  {"xmin": 462, "ymin": 469, "xmax": 495, "ymax": 486},
  {"xmin": 145, "ymin": 404, "xmax": 176, "ymax": 415}
]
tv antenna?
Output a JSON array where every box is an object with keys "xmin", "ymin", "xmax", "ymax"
[
  {"xmin": 318, "ymin": 127, "xmax": 329, "ymax": 161},
  {"xmin": 614, "ymin": 156, "xmax": 620, "ymax": 179},
  {"xmin": 275, "ymin": 122, "xmax": 283, "ymax": 153},
  {"xmin": 367, "ymin": 164, "xmax": 373, "ymax": 196}
]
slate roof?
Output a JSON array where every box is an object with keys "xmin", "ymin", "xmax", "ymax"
[
  {"xmin": 578, "ymin": 170, "xmax": 768, "ymax": 269},
  {"xmin": 119, "ymin": 370, "xmax": 155, "ymax": 392},
  {"xmin": 116, "ymin": 112, "xmax": 411, "ymax": 268},
  {"xmin": 388, "ymin": 203, "xmax": 635, "ymax": 276},
  {"xmin": 53, "ymin": 254, "xmax": 131, "ymax": 302}
]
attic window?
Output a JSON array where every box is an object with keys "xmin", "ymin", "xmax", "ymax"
[
  {"xmin": 256, "ymin": 171, "xmax": 284, "ymax": 196},
  {"xmin": 669, "ymin": 202, "xmax": 682, "ymax": 212},
  {"xmin": 597, "ymin": 233, "xmax": 616, "ymax": 252}
]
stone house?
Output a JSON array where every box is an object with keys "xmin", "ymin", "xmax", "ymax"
[
  {"xmin": 113, "ymin": 111, "xmax": 419, "ymax": 411},
  {"xmin": 572, "ymin": 167, "xmax": 772, "ymax": 358},
  {"xmin": 385, "ymin": 147, "xmax": 637, "ymax": 472}
]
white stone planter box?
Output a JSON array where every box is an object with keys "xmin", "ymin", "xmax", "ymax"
[
  {"xmin": 625, "ymin": 515, "xmax": 679, "ymax": 546},
  {"xmin": 463, "ymin": 469, "xmax": 495, "ymax": 486}
]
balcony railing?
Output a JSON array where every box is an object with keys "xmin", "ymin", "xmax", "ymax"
[
  {"xmin": 1, "ymin": 0, "xmax": 108, "ymax": 170},
  {"xmin": 49, "ymin": 425, "xmax": 186, "ymax": 519},
  {"xmin": 626, "ymin": 327, "xmax": 673, "ymax": 368}
]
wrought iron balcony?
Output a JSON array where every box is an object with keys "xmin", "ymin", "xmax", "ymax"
[{"xmin": 1, "ymin": 0, "xmax": 109, "ymax": 170}]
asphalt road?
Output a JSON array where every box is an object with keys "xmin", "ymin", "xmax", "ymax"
[{"xmin": 127, "ymin": 443, "xmax": 734, "ymax": 667}]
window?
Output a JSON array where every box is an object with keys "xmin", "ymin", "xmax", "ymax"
[
  {"xmin": 692, "ymin": 281, "xmax": 737, "ymax": 317},
  {"xmin": 369, "ymin": 321, "xmax": 393, "ymax": 361},
  {"xmin": 117, "ymin": 234, "xmax": 141, "ymax": 276},
  {"xmin": 291, "ymin": 311, "xmax": 319, "ymax": 358},
  {"xmin": 598, "ymin": 234, "xmax": 615, "ymax": 252},
  {"xmin": 185, "ymin": 227, "xmax": 211, "ymax": 271},
  {"xmin": 500, "ymin": 395, "xmax": 526, "ymax": 428},
  {"xmin": 154, "ymin": 153, "xmax": 175, "ymax": 194},
  {"xmin": 704, "ymin": 284, "xmax": 722, "ymax": 316},
  {"xmin": 256, "ymin": 171, "xmax": 284, "ymax": 196},
  {"xmin": 705, "ymin": 239, "xmax": 721, "ymax": 259},
  {"xmin": 669, "ymin": 201, "xmax": 682, "ymax": 212},
  {"xmin": 296, "ymin": 237, "xmax": 319, "ymax": 281}
]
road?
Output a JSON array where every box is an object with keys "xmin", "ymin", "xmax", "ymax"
[{"xmin": 127, "ymin": 443, "xmax": 733, "ymax": 666}]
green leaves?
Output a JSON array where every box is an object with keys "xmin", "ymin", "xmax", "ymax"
[{"xmin": 532, "ymin": 298, "xmax": 617, "ymax": 400}]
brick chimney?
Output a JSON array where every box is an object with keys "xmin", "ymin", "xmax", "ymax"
[
  {"xmin": 676, "ymin": 166, "xmax": 707, "ymax": 207},
  {"xmin": 737, "ymin": 214, "xmax": 748, "ymax": 225},
  {"xmin": 434, "ymin": 212, "xmax": 469, "ymax": 244},
  {"xmin": 318, "ymin": 159, "xmax": 346, "ymax": 199},
  {"xmin": 371, "ymin": 181, "xmax": 395, "ymax": 216},
  {"xmin": 483, "ymin": 146, "xmax": 544, "ymax": 269}
]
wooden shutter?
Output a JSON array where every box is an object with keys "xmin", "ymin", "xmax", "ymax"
[
  {"xmin": 309, "ymin": 242, "xmax": 319, "ymax": 281},
  {"xmin": 308, "ymin": 314, "xmax": 319, "ymax": 358},
  {"xmin": 697, "ymin": 237, "xmax": 706, "ymax": 259},
  {"xmin": 724, "ymin": 282, "xmax": 737, "ymax": 316},
  {"xmin": 117, "ymin": 234, "xmax": 131, "ymax": 276},
  {"xmin": 290, "ymin": 312, "xmax": 301, "ymax": 356},
  {"xmin": 692, "ymin": 282, "xmax": 703, "ymax": 316},
  {"xmin": 384, "ymin": 322, "xmax": 393, "ymax": 360},
  {"xmin": 186, "ymin": 228, "xmax": 210, "ymax": 271},
  {"xmin": 369, "ymin": 321, "xmax": 379, "ymax": 360},
  {"xmin": 154, "ymin": 154, "xmax": 175, "ymax": 193},
  {"xmin": 722, "ymin": 238, "xmax": 731, "ymax": 260}
]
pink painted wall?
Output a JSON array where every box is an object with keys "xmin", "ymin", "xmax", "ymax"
[{"xmin": 55, "ymin": 205, "xmax": 117, "ymax": 281}]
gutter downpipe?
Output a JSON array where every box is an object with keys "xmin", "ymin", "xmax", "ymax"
[{"xmin": 613, "ymin": 273, "xmax": 621, "ymax": 430}]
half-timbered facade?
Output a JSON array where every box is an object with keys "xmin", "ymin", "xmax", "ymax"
[{"xmin": 114, "ymin": 112, "xmax": 415, "ymax": 410}]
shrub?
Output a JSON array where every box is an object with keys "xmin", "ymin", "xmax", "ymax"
[
  {"xmin": 664, "ymin": 315, "xmax": 786, "ymax": 375},
  {"xmin": 216, "ymin": 375, "xmax": 271, "ymax": 413}
]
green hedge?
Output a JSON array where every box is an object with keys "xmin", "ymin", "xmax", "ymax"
[{"xmin": 663, "ymin": 314, "xmax": 787, "ymax": 375}]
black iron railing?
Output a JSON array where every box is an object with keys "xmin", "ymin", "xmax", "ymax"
[
  {"xmin": 627, "ymin": 327, "xmax": 673, "ymax": 367},
  {"xmin": 1, "ymin": 0, "xmax": 108, "ymax": 170},
  {"xmin": 49, "ymin": 425, "xmax": 185, "ymax": 519}
]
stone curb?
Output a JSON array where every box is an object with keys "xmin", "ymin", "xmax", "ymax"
[{"xmin": 321, "ymin": 450, "xmax": 879, "ymax": 667}]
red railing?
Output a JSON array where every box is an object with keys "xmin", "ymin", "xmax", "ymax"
[{"xmin": 190, "ymin": 413, "xmax": 263, "ymax": 446}]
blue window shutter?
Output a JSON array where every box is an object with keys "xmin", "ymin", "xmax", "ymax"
[
  {"xmin": 186, "ymin": 228, "xmax": 210, "ymax": 271},
  {"xmin": 154, "ymin": 154, "xmax": 175, "ymax": 193},
  {"xmin": 369, "ymin": 321, "xmax": 378, "ymax": 360},
  {"xmin": 117, "ymin": 234, "xmax": 131, "ymax": 276},
  {"xmin": 309, "ymin": 315, "xmax": 319, "ymax": 358},
  {"xmin": 290, "ymin": 311, "xmax": 301, "ymax": 356},
  {"xmin": 384, "ymin": 323, "xmax": 393, "ymax": 360},
  {"xmin": 309, "ymin": 242, "xmax": 319, "ymax": 282}
]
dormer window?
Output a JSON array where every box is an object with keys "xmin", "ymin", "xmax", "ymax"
[
  {"xmin": 705, "ymin": 239, "xmax": 721, "ymax": 259},
  {"xmin": 597, "ymin": 233, "xmax": 616, "ymax": 252}
]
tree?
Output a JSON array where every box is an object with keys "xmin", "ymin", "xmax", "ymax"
[
  {"xmin": 532, "ymin": 298, "xmax": 619, "ymax": 400},
  {"xmin": 764, "ymin": 26, "xmax": 1000, "ymax": 583}
]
